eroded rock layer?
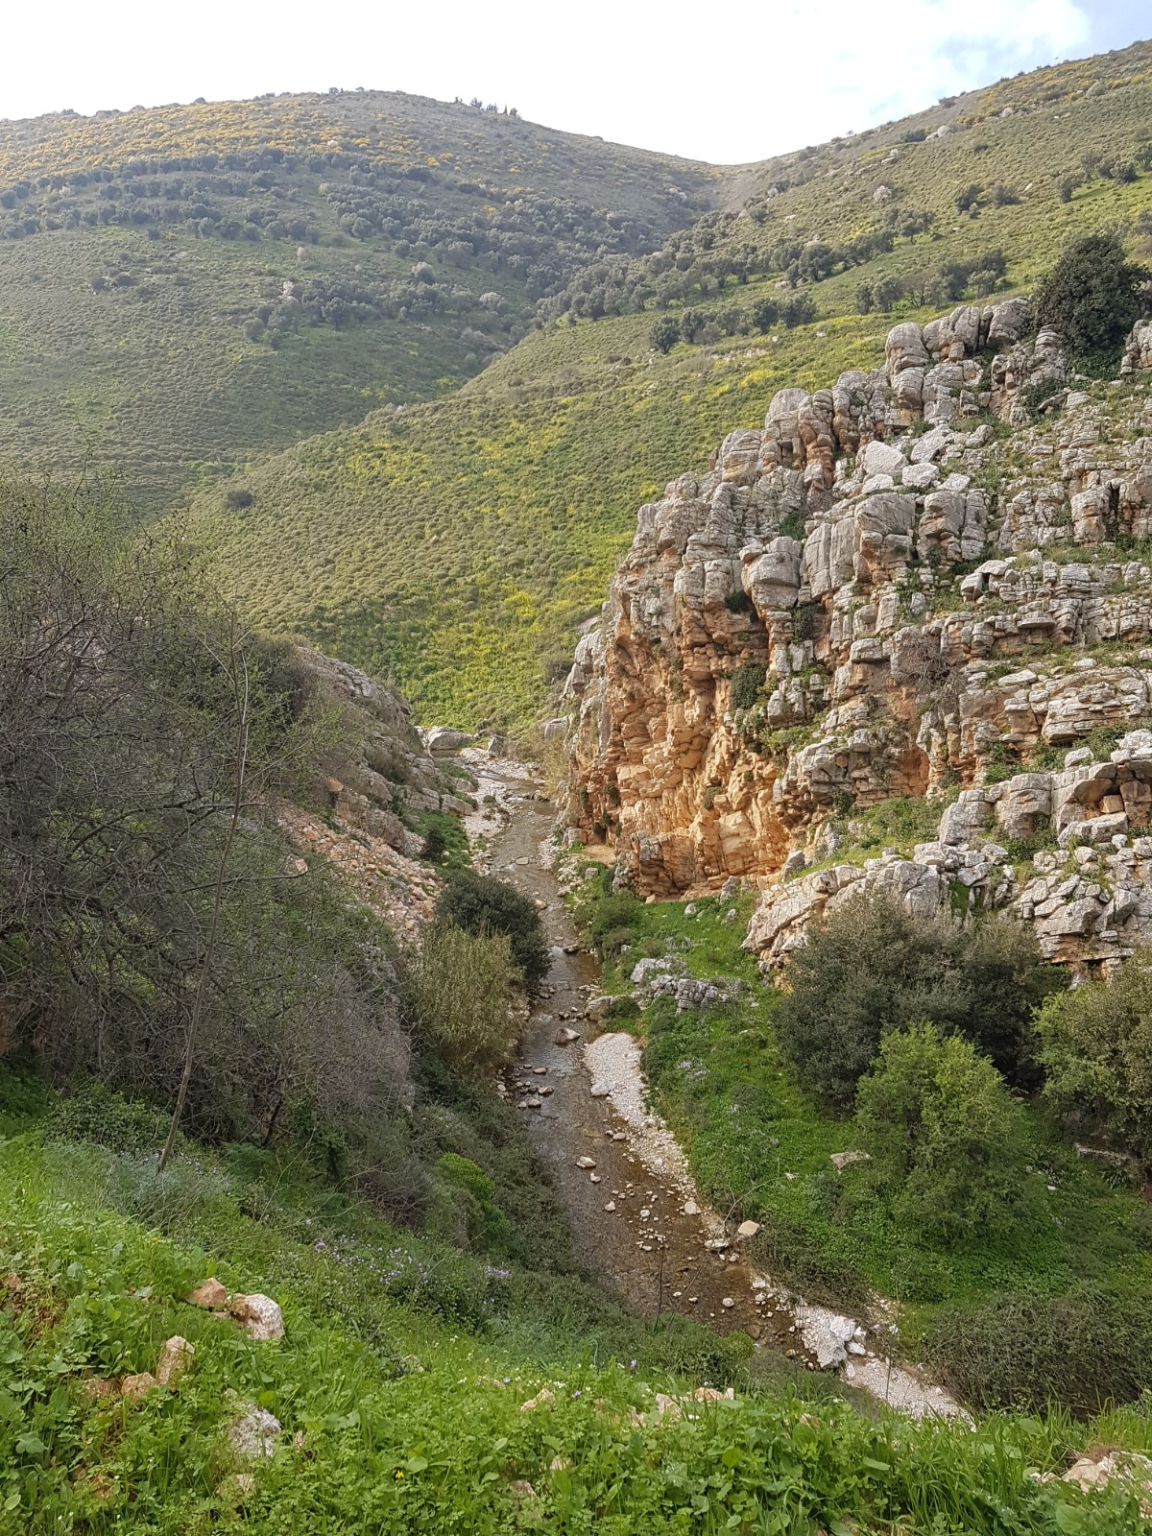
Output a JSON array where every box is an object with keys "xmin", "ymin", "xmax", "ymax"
[{"xmin": 565, "ymin": 304, "xmax": 1152, "ymax": 965}]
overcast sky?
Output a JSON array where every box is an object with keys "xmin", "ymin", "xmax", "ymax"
[{"xmin": 1, "ymin": 1, "xmax": 1148, "ymax": 164}]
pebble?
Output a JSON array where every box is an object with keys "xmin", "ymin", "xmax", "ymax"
[
  {"xmin": 721, "ymin": 1297, "xmax": 735, "ymax": 1310},
  {"xmin": 526, "ymin": 1098, "xmax": 542, "ymax": 1109},
  {"xmin": 604, "ymin": 1202, "xmax": 617, "ymax": 1212},
  {"xmin": 576, "ymin": 1157, "xmax": 596, "ymax": 1169}
]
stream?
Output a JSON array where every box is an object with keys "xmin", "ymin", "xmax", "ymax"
[
  {"xmin": 466, "ymin": 753, "xmax": 797, "ymax": 1353},
  {"xmin": 458, "ymin": 748, "xmax": 962, "ymax": 1418}
]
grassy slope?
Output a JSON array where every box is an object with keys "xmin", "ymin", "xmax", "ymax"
[
  {"xmin": 193, "ymin": 50, "xmax": 1152, "ymax": 731},
  {"xmin": 0, "ymin": 92, "xmax": 721, "ymax": 514},
  {"xmin": 3, "ymin": 1132, "xmax": 1149, "ymax": 1534},
  {"xmin": 571, "ymin": 871, "xmax": 1152, "ymax": 1387}
]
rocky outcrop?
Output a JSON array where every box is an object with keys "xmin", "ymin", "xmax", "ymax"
[
  {"xmin": 298, "ymin": 648, "xmax": 470, "ymax": 847},
  {"xmin": 564, "ymin": 312, "xmax": 1152, "ymax": 956},
  {"xmin": 745, "ymin": 733, "xmax": 1152, "ymax": 968}
]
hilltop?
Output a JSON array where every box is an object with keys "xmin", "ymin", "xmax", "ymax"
[
  {"xmin": 189, "ymin": 40, "xmax": 1152, "ymax": 731},
  {"xmin": 0, "ymin": 89, "xmax": 721, "ymax": 512}
]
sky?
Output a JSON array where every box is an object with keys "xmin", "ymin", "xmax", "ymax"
[{"xmin": 1, "ymin": 0, "xmax": 1148, "ymax": 164}]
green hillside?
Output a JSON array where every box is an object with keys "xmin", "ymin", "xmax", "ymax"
[
  {"xmin": 0, "ymin": 91, "xmax": 721, "ymax": 513},
  {"xmin": 4, "ymin": 1112, "xmax": 1150, "ymax": 1533},
  {"xmin": 191, "ymin": 42, "xmax": 1152, "ymax": 732}
]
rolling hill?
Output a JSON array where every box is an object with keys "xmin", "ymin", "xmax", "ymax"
[
  {"xmin": 187, "ymin": 40, "xmax": 1152, "ymax": 732},
  {"xmin": 0, "ymin": 90, "xmax": 723, "ymax": 512}
]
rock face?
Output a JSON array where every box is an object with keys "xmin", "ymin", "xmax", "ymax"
[
  {"xmin": 565, "ymin": 313, "xmax": 1152, "ymax": 966},
  {"xmin": 298, "ymin": 648, "xmax": 469, "ymax": 849}
]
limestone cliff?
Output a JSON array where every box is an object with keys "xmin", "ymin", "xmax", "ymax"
[{"xmin": 564, "ymin": 304, "xmax": 1152, "ymax": 967}]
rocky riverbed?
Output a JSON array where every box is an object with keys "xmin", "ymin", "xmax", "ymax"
[{"xmin": 464, "ymin": 747, "xmax": 962, "ymax": 1419}]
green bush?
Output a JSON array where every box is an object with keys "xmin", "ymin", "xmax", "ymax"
[
  {"xmin": 923, "ymin": 1285, "xmax": 1152, "ymax": 1414},
  {"xmin": 582, "ymin": 889, "xmax": 646, "ymax": 956},
  {"xmin": 44, "ymin": 1083, "xmax": 170, "ymax": 1153},
  {"xmin": 729, "ymin": 661, "xmax": 767, "ymax": 711},
  {"xmin": 436, "ymin": 869, "xmax": 551, "ymax": 990},
  {"xmin": 404, "ymin": 922, "xmax": 518, "ymax": 1071},
  {"xmin": 774, "ymin": 894, "xmax": 1059, "ymax": 1106},
  {"xmin": 856, "ymin": 1025, "xmax": 1033, "ymax": 1245},
  {"xmin": 1033, "ymin": 232, "xmax": 1149, "ymax": 364},
  {"xmin": 1035, "ymin": 949, "xmax": 1152, "ymax": 1159}
]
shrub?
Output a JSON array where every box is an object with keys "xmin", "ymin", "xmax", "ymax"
[
  {"xmin": 1033, "ymin": 232, "xmax": 1149, "ymax": 365},
  {"xmin": 1035, "ymin": 950, "xmax": 1152, "ymax": 1160},
  {"xmin": 404, "ymin": 922, "xmax": 517, "ymax": 1071},
  {"xmin": 436, "ymin": 869, "xmax": 550, "ymax": 990},
  {"xmin": 780, "ymin": 293, "xmax": 816, "ymax": 328},
  {"xmin": 45, "ymin": 1083, "xmax": 169, "ymax": 1153},
  {"xmin": 749, "ymin": 297, "xmax": 779, "ymax": 332},
  {"xmin": 583, "ymin": 890, "xmax": 645, "ymax": 956},
  {"xmin": 774, "ymin": 894, "xmax": 1058, "ymax": 1106},
  {"xmin": 730, "ymin": 661, "xmax": 767, "ymax": 711},
  {"xmin": 923, "ymin": 1286, "xmax": 1152, "ymax": 1414},
  {"xmin": 856, "ymin": 1025, "xmax": 1032, "ymax": 1245}
]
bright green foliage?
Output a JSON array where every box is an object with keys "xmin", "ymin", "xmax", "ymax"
[
  {"xmin": 773, "ymin": 895, "xmax": 1058, "ymax": 1106},
  {"xmin": 1, "ymin": 1134, "xmax": 1147, "ymax": 1533},
  {"xmin": 856, "ymin": 1026, "xmax": 1033, "ymax": 1245},
  {"xmin": 1033, "ymin": 232, "xmax": 1149, "ymax": 364},
  {"xmin": 403, "ymin": 923, "xmax": 518, "ymax": 1072},
  {"xmin": 1035, "ymin": 949, "xmax": 1152, "ymax": 1159},
  {"xmin": 436, "ymin": 869, "xmax": 551, "ymax": 990}
]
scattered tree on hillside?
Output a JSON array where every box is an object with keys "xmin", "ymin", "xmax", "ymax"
[
  {"xmin": 773, "ymin": 894, "xmax": 1059, "ymax": 1106},
  {"xmin": 1033, "ymin": 232, "xmax": 1149, "ymax": 363},
  {"xmin": 650, "ymin": 314, "xmax": 680, "ymax": 353}
]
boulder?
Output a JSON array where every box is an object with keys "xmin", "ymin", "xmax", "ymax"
[
  {"xmin": 228, "ymin": 1401, "xmax": 282, "ymax": 1459},
  {"xmin": 741, "ymin": 537, "xmax": 802, "ymax": 612},
  {"xmin": 120, "ymin": 1372, "xmax": 156, "ymax": 1400},
  {"xmin": 155, "ymin": 1336, "xmax": 195, "ymax": 1388},
  {"xmin": 860, "ymin": 439, "xmax": 907, "ymax": 480},
  {"xmin": 795, "ymin": 1306, "xmax": 858, "ymax": 1368},
  {"xmin": 938, "ymin": 789, "xmax": 992, "ymax": 846},
  {"xmin": 228, "ymin": 1294, "xmax": 284, "ymax": 1342},
  {"xmin": 188, "ymin": 1277, "xmax": 228, "ymax": 1309},
  {"xmin": 425, "ymin": 727, "xmax": 475, "ymax": 753},
  {"xmin": 885, "ymin": 322, "xmax": 929, "ymax": 377},
  {"xmin": 994, "ymin": 774, "xmax": 1053, "ymax": 840}
]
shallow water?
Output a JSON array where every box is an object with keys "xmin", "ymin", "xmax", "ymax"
[{"xmin": 486, "ymin": 769, "xmax": 795, "ymax": 1350}]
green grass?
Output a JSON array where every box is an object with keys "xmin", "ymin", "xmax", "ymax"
[
  {"xmin": 0, "ymin": 89, "xmax": 722, "ymax": 516},
  {"xmin": 190, "ymin": 46, "xmax": 1152, "ymax": 733},
  {"xmin": 3, "ymin": 1133, "xmax": 1150, "ymax": 1533},
  {"xmin": 569, "ymin": 855, "xmax": 1152, "ymax": 1411}
]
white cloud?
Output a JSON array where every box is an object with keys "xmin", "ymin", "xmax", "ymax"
[{"xmin": 0, "ymin": 0, "xmax": 1097, "ymax": 162}]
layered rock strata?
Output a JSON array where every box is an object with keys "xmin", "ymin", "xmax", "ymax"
[{"xmin": 565, "ymin": 307, "xmax": 1152, "ymax": 964}]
